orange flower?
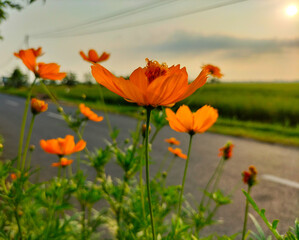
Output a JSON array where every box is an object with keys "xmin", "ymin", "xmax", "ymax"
[
  {"xmin": 79, "ymin": 103, "xmax": 103, "ymax": 122},
  {"xmin": 80, "ymin": 49, "xmax": 110, "ymax": 64},
  {"xmin": 91, "ymin": 58, "xmax": 208, "ymax": 107},
  {"xmin": 36, "ymin": 63, "xmax": 66, "ymax": 80},
  {"xmin": 14, "ymin": 48, "xmax": 41, "ymax": 72},
  {"xmin": 165, "ymin": 137, "xmax": 180, "ymax": 146},
  {"xmin": 40, "ymin": 135, "xmax": 86, "ymax": 156},
  {"xmin": 31, "ymin": 98, "xmax": 48, "ymax": 114},
  {"xmin": 202, "ymin": 64, "xmax": 223, "ymax": 78},
  {"xmin": 166, "ymin": 105, "xmax": 218, "ymax": 135},
  {"xmin": 52, "ymin": 157, "xmax": 73, "ymax": 167},
  {"xmin": 168, "ymin": 147, "xmax": 187, "ymax": 159},
  {"xmin": 218, "ymin": 142, "xmax": 234, "ymax": 160},
  {"xmin": 10, "ymin": 173, "xmax": 17, "ymax": 181},
  {"xmin": 242, "ymin": 165, "xmax": 258, "ymax": 187}
]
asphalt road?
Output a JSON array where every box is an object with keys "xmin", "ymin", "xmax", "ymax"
[{"xmin": 0, "ymin": 93, "xmax": 298, "ymax": 237}]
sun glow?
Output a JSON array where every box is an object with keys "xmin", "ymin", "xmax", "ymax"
[{"xmin": 285, "ymin": 5, "xmax": 298, "ymax": 16}]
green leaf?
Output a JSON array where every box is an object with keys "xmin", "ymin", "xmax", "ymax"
[{"xmin": 272, "ymin": 220, "xmax": 279, "ymax": 230}]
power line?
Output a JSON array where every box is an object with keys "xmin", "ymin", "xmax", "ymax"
[
  {"xmin": 30, "ymin": 0, "xmax": 180, "ymax": 38},
  {"xmin": 31, "ymin": 0, "xmax": 248, "ymax": 39}
]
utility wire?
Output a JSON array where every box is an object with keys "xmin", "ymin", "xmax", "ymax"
[
  {"xmin": 32, "ymin": 0, "xmax": 248, "ymax": 39},
  {"xmin": 31, "ymin": 0, "xmax": 180, "ymax": 38}
]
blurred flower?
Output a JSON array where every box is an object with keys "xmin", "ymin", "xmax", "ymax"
[
  {"xmin": 10, "ymin": 173, "xmax": 17, "ymax": 181},
  {"xmin": 31, "ymin": 98, "xmax": 48, "ymax": 115},
  {"xmin": 36, "ymin": 63, "xmax": 66, "ymax": 80},
  {"xmin": 80, "ymin": 49, "xmax": 110, "ymax": 64},
  {"xmin": 218, "ymin": 141, "xmax": 234, "ymax": 160},
  {"xmin": 202, "ymin": 64, "xmax": 223, "ymax": 78},
  {"xmin": 52, "ymin": 157, "xmax": 73, "ymax": 167},
  {"xmin": 14, "ymin": 47, "xmax": 66, "ymax": 80},
  {"xmin": 242, "ymin": 165, "xmax": 258, "ymax": 187},
  {"xmin": 0, "ymin": 143, "xmax": 3, "ymax": 150},
  {"xmin": 91, "ymin": 58, "xmax": 208, "ymax": 107},
  {"xmin": 168, "ymin": 147, "xmax": 187, "ymax": 159},
  {"xmin": 166, "ymin": 105, "xmax": 218, "ymax": 135},
  {"xmin": 79, "ymin": 103, "xmax": 103, "ymax": 122},
  {"xmin": 14, "ymin": 47, "xmax": 42, "ymax": 72},
  {"xmin": 40, "ymin": 135, "xmax": 86, "ymax": 157},
  {"xmin": 165, "ymin": 137, "xmax": 180, "ymax": 146}
]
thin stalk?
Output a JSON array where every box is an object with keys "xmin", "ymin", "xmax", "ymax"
[
  {"xmin": 165, "ymin": 156, "xmax": 176, "ymax": 174},
  {"xmin": 17, "ymin": 77, "xmax": 37, "ymax": 169},
  {"xmin": 145, "ymin": 108, "xmax": 156, "ymax": 240},
  {"xmin": 139, "ymin": 138, "xmax": 147, "ymax": 237},
  {"xmin": 68, "ymin": 164, "xmax": 72, "ymax": 177},
  {"xmin": 242, "ymin": 186, "xmax": 251, "ymax": 240},
  {"xmin": 14, "ymin": 205, "xmax": 23, "ymax": 240},
  {"xmin": 81, "ymin": 204, "xmax": 86, "ymax": 240},
  {"xmin": 157, "ymin": 151, "xmax": 170, "ymax": 173},
  {"xmin": 206, "ymin": 159, "xmax": 225, "ymax": 209},
  {"xmin": 175, "ymin": 134, "xmax": 194, "ymax": 233},
  {"xmin": 98, "ymin": 86, "xmax": 114, "ymax": 140},
  {"xmin": 26, "ymin": 150, "xmax": 33, "ymax": 171},
  {"xmin": 150, "ymin": 126, "xmax": 161, "ymax": 144},
  {"xmin": 21, "ymin": 114, "xmax": 36, "ymax": 171},
  {"xmin": 199, "ymin": 158, "xmax": 223, "ymax": 208}
]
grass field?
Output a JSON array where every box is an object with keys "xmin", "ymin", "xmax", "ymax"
[{"xmin": 1, "ymin": 82, "xmax": 299, "ymax": 146}]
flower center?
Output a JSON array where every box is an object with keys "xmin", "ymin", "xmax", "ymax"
[{"xmin": 144, "ymin": 58, "xmax": 168, "ymax": 83}]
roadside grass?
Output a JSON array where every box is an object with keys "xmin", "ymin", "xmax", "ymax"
[{"xmin": 1, "ymin": 82, "xmax": 299, "ymax": 146}]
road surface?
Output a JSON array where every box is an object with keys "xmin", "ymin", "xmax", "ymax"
[{"xmin": 0, "ymin": 93, "xmax": 298, "ymax": 236}]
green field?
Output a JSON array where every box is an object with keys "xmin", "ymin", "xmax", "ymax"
[{"xmin": 1, "ymin": 82, "xmax": 299, "ymax": 146}]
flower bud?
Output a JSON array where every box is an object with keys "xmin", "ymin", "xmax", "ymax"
[
  {"xmin": 29, "ymin": 145, "xmax": 35, "ymax": 152},
  {"xmin": 31, "ymin": 98, "xmax": 48, "ymax": 115},
  {"xmin": 141, "ymin": 124, "xmax": 151, "ymax": 138}
]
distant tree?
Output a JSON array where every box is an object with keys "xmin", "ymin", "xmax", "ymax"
[
  {"xmin": 61, "ymin": 72, "xmax": 78, "ymax": 86},
  {"xmin": 83, "ymin": 72, "xmax": 94, "ymax": 85},
  {"xmin": 5, "ymin": 67, "xmax": 28, "ymax": 88},
  {"xmin": 0, "ymin": 0, "xmax": 40, "ymax": 39},
  {"xmin": 209, "ymin": 78, "xmax": 221, "ymax": 84}
]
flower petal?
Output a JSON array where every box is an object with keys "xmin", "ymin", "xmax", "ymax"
[{"xmin": 165, "ymin": 108, "xmax": 189, "ymax": 132}]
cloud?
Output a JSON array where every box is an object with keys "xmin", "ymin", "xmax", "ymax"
[{"xmin": 142, "ymin": 31, "xmax": 299, "ymax": 58}]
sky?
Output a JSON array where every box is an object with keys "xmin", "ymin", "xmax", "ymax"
[{"xmin": 0, "ymin": 0, "xmax": 298, "ymax": 82}]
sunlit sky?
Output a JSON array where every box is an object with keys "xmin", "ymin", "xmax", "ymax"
[{"xmin": 0, "ymin": 0, "xmax": 298, "ymax": 82}]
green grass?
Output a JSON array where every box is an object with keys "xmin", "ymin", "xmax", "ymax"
[{"xmin": 1, "ymin": 82, "xmax": 299, "ymax": 146}]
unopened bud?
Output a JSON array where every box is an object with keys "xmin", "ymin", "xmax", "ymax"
[
  {"xmin": 162, "ymin": 171, "xmax": 167, "ymax": 178},
  {"xmin": 141, "ymin": 124, "xmax": 151, "ymax": 138},
  {"xmin": 29, "ymin": 144, "xmax": 35, "ymax": 152},
  {"xmin": 57, "ymin": 107, "xmax": 64, "ymax": 113}
]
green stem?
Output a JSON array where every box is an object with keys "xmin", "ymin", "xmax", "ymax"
[
  {"xmin": 139, "ymin": 138, "xmax": 147, "ymax": 237},
  {"xmin": 165, "ymin": 156, "xmax": 176, "ymax": 174},
  {"xmin": 21, "ymin": 115, "xmax": 36, "ymax": 171},
  {"xmin": 14, "ymin": 205, "xmax": 23, "ymax": 240},
  {"xmin": 157, "ymin": 151, "xmax": 170, "ymax": 174},
  {"xmin": 17, "ymin": 77, "xmax": 37, "ymax": 169},
  {"xmin": 145, "ymin": 108, "xmax": 156, "ymax": 240},
  {"xmin": 206, "ymin": 158, "xmax": 225, "ymax": 209},
  {"xmin": 200, "ymin": 158, "xmax": 223, "ymax": 208},
  {"xmin": 150, "ymin": 126, "xmax": 161, "ymax": 144},
  {"xmin": 98, "ymin": 86, "xmax": 114, "ymax": 141},
  {"xmin": 175, "ymin": 134, "xmax": 194, "ymax": 233},
  {"xmin": 242, "ymin": 186, "xmax": 251, "ymax": 240},
  {"xmin": 81, "ymin": 204, "xmax": 86, "ymax": 240}
]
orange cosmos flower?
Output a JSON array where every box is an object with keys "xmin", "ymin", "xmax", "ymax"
[
  {"xmin": 166, "ymin": 105, "xmax": 218, "ymax": 135},
  {"xmin": 10, "ymin": 173, "xmax": 17, "ymax": 181},
  {"xmin": 202, "ymin": 64, "xmax": 223, "ymax": 78},
  {"xmin": 14, "ymin": 48, "xmax": 42, "ymax": 72},
  {"xmin": 80, "ymin": 49, "xmax": 110, "ymax": 64},
  {"xmin": 52, "ymin": 157, "xmax": 73, "ymax": 167},
  {"xmin": 218, "ymin": 141, "xmax": 234, "ymax": 160},
  {"xmin": 31, "ymin": 98, "xmax": 48, "ymax": 115},
  {"xmin": 91, "ymin": 58, "xmax": 208, "ymax": 107},
  {"xmin": 40, "ymin": 135, "xmax": 86, "ymax": 156},
  {"xmin": 36, "ymin": 63, "xmax": 66, "ymax": 80},
  {"xmin": 165, "ymin": 137, "xmax": 180, "ymax": 146},
  {"xmin": 168, "ymin": 147, "xmax": 187, "ymax": 159},
  {"xmin": 242, "ymin": 165, "xmax": 258, "ymax": 187},
  {"xmin": 79, "ymin": 103, "xmax": 103, "ymax": 122}
]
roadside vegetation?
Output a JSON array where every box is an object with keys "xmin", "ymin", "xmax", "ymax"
[{"xmin": 1, "ymin": 79, "xmax": 298, "ymax": 146}]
